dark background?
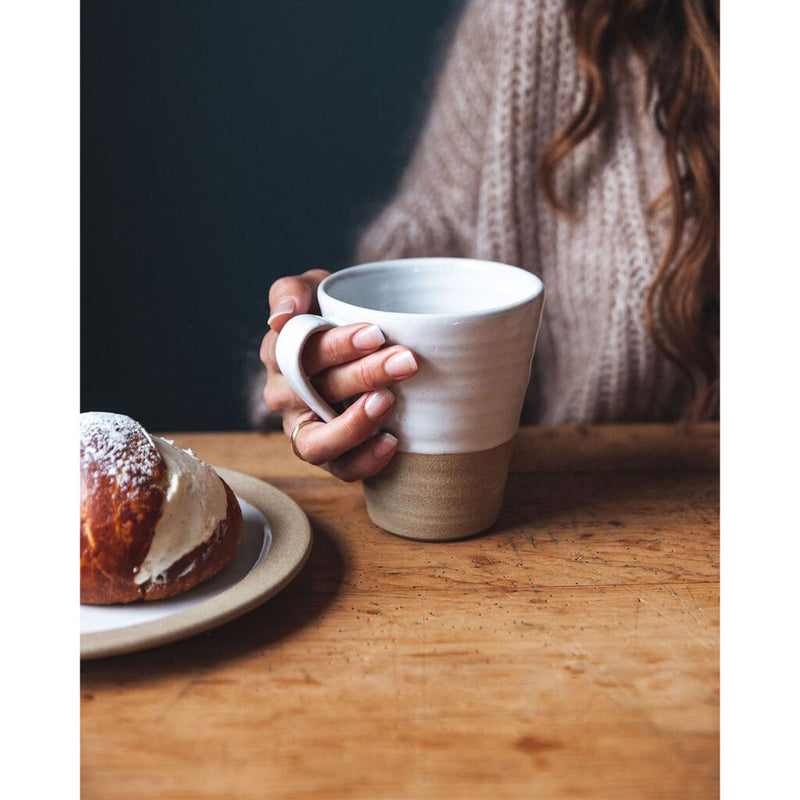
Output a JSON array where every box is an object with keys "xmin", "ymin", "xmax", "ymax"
[{"xmin": 81, "ymin": 0, "xmax": 463, "ymax": 431}]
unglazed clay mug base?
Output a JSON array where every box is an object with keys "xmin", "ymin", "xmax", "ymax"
[
  {"xmin": 363, "ymin": 440, "xmax": 516, "ymax": 541},
  {"xmin": 275, "ymin": 258, "xmax": 545, "ymax": 541}
]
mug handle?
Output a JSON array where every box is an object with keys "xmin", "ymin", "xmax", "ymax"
[{"xmin": 274, "ymin": 314, "xmax": 341, "ymax": 422}]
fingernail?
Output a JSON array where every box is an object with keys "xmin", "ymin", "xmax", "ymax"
[
  {"xmin": 267, "ymin": 298, "xmax": 295, "ymax": 326},
  {"xmin": 385, "ymin": 350, "xmax": 418, "ymax": 378},
  {"xmin": 351, "ymin": 324, "xmax": 385, "ymax": 350},
  {"xmin": 372, "ymin": 431, "xmax": 398, "ymax": 458},
  {"xmin": 364, "ymin": 388, "xmax": 395, "ymax": 420}
]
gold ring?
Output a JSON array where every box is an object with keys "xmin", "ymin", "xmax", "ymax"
[{"xmin": 290, "ymin": 417, "xmax": 317, "ymax": 460}]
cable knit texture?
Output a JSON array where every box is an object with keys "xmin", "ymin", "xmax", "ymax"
[{"xmin": 356, "ymin": 0, "xmax": 692, "ymax": 424}]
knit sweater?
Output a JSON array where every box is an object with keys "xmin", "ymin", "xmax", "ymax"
[{"xmin": 355, "ymin": 0, "xmax": 696, "ymax": 425}]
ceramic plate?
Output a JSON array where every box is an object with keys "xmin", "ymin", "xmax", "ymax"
[{"xmin": 80, "ymin": 468, "xmax": 312, "ymax": 659}]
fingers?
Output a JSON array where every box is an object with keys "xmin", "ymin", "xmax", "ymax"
[
  {"xmin": 313, "ymin": 345, "xmax": 418, "ymax": 403},
  {"xmin": 287, "ymin": 387, "xmax": 397, "ymax": 469},
  {"xmin": 259, "ymin": 329, "xmax": 276, "ymax": 369},
  {"xmin": 326, "ymin": 431, "xmax": 399, "ymax": 482},
  {"xmin": 301, "ymin": 323, "xmax": 386, "ymax": 374},
  {"xmin": 267, "ymin": 269, "xmax": 330, "ymax": 332},
  {"xmin": 261, "ymin": 320, "xmax": 417, "ymax": 407},
  {"xmin": 262, "ymin": 268, "xmax": 414, "ymax": 482},
  {"xmin": 300, "ymin": 324, "xmax": 419, "ymax": 401}
]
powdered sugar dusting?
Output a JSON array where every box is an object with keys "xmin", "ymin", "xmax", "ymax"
[{"xmin": 80, "ymin": 411, "xmax": 161, "ymax": 490}]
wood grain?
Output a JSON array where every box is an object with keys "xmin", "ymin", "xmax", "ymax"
[{"xmin": 81, "ymin": 424, "xmax": 719, "ymax": 799}]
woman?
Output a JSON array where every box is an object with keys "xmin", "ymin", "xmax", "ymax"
[{"xmin": 256, "ymin": 0, "xmax": 720, "ymax": 481}]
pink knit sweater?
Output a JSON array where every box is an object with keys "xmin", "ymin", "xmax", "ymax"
[
  {"xmin": 250, "ymin": 0, "xmax": 707, "ymax": 430},
  {"xmin": 355, "ymin": 0, "xmax": 695, "ymax": 424}
]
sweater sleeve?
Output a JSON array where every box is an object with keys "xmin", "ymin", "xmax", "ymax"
[{"xmin": 356, "ymin": 0, "xmax": 504, "ymax": 263}]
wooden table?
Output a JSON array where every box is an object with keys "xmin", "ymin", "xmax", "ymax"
[{"xmin": 81, "ymin": 423, "xmax": 719, "ymax": 799}]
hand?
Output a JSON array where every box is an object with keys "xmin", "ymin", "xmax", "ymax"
[{"xmin": 259, "ymin": 269, "xmax": 419, "ymax": 481}]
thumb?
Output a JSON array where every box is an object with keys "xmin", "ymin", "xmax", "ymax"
[{"xmin": 267, "ymin": 269, "xmax": 330, "ymax": 332}]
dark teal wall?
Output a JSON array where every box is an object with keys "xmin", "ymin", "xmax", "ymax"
[{"xmin": 81, "ymin": 0, "xmax": 462, "ymax": 430}]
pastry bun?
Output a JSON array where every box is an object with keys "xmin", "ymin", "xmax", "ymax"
[{"xmin": 80, "ymin": 411, "xmax": 243, "ymax": 604}]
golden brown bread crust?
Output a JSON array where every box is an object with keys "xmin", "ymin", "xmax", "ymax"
[
  {"xmin": 80, "ymin": 413, "xmax": 243, "ymax": 604},
  {"xmin": 80, "ymin": 414, "xmax": 167, "ymax": 603}
]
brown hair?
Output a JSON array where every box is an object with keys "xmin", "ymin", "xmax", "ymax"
[{"xmin": 540, "ymin": 0, "xmax": 719, "ymax": 421}]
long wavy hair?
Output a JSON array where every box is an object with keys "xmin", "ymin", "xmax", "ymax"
[{"xmin": 540, "ymin": 0, "xmax": 720, "ymax": 421}]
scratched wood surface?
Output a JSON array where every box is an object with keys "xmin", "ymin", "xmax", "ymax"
[{"xmin": 81, "ymin": 423, "xmax": 719, "ymax": 800}]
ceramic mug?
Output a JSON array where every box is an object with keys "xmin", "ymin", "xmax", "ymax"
[{"xmin": 275, "ymin": 257, "xmax": 545, "ymax": 540}]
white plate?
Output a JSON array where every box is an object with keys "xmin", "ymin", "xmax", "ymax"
[{"xmin": 80, "ymin": 467, "xmax": 312, "ymax": 659}]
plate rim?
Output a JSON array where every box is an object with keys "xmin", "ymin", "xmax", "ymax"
[{"xmin": 80, "ymin": 467, "xmax": 312, "ymax": 660}]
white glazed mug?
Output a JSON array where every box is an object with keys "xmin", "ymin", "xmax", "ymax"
[{"xmin": 276, "ymin": 257, "xmax": 545, "ymax": 540}]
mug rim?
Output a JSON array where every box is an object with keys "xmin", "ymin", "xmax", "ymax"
[{"xmin": 319, "ymin": 257, "xmax": 545, "ymax": 320}]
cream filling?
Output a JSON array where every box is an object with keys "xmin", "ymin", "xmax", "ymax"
[{"xmin": 133, "ymin": 436, "xmax": 228, "ymax": 586}]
